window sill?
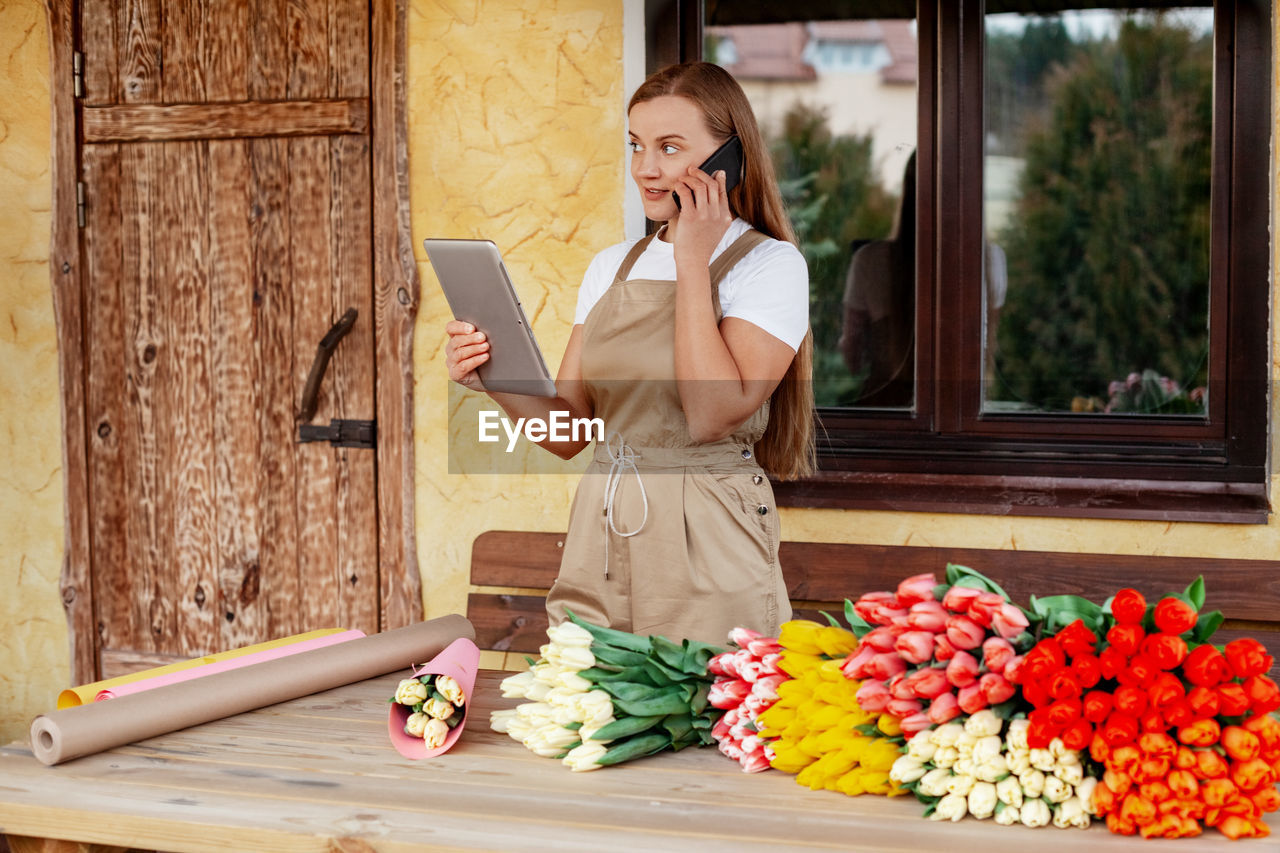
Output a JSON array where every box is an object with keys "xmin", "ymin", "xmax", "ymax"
[{"xmin": 773, "ymin": 470, "xmax": 1271, "ymax": 523}]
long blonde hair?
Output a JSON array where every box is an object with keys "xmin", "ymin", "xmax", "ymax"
[{"xmin": 629, "ymin": 62, "xmax": 815, "ymax": 480}]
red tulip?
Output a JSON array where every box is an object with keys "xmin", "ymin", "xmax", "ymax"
[
  {"xmin": 1111, "ymin": 588, "xmax": 1147, "ymax": 624},
  {"xmin": 946, "ymin": 650, "xmax": 980, "ymax": 688},
  {"xmin": 1186, "ymin": 685, "xmax": 1221, "ymax": 719},
  {"xmin": 1099, "ymin": 646, "xmax": 1129, "ymax": 680},
  {"xmin": 1102, "ymin": 711, "xmax": 1140, "ymax": 746},
  {"xmin": 1224, "ymin": 638, "xmax": 1274, "ymax": 679},
  {"xmin": 1113, "ymin": 685, "xmax": 1149, "ymax": 717},
  {"xmin": 1072, "ymin": 652, "xmax": 1103, "ymax": 688},
  {"xmin": 1107, "ymin": 623, "xmax": 1146, "ymax": 656},
  {"xmin": 1117, "ymin": 654, "xmax": 1159, "ymax": 689},
  {"xmin": 945, "ymin": 615, "xmax": 985, "ymax": 651},
  {"xmin": 1046, "ymin": 697, "xmax": 1083, "ymax": 728},
  {"xmin": 1022, "ymin": 639, "xmax": 1066, "ymax": 681},
  {"xmin": 895, "ymin": 630, "xmax": 937, "ymax": 665},
  {"xmin": 1083, "ymin": 689, "xmax": 1115, "ymax": 723},
  {"xmin": 905, "ymin": 666, "xmax": 951, "ymax": 700},
  {"xmin": 957, "ymin": 682, "xmax": 989, "ymax": 714},
  {"xmin": 1243, "ymin": 674, "xmax": 1280, "ymax": 714},
  {"xmin": 931, "ymin": 633, "xmax": 957, "ymax": 662},
  {"xmin": 1139, "ymin": 708, "xmax": 1165, "ymax": 733},
  {"xmin": 1048, "ymin": 669, "xmax": 1082, "ymax": 701},
  {"xmin": 1162, "ymin": 698, "xmax": 1195, "ymax": 728},
  {"xmin": 860, "ymin": 626, "xmax": 897, "ymax": 652},
  {"xmin": 1153, "ymin": 596, "xmax": 1198, "ymax": 635},
  {"xmin": 1182, "ymin": 643, "xmax": 1230, "ymax": 687},
  {"xmin": 991, "ymin": 603, "xmax": 1030, "ymax": 639},
  {"xmin": 1141, "ymin": 633, "xmax": 1188, "ymax": 670},
  {"xmin": 896, "ymin": 572, "xmax": 938, "ymax": 607},
  {"xmin": 855, "ymin": 679, "xmax": 893, "ymax": 712},
  {"xmin": 887, "ymin": 672, "xmax": 915, "ymax": 700},
  {"xmin": 1027, "ymin": 707, "xmax": 1061, "ymax": 747},
  {"xmin": 981, "ymin": 636, "xmax": 1016, "ymax": 674},
  {"xmin": 853, "ymin": 591, "xmax": 907, "ymax": 626},
  {"xmin": 1061, "ymin": 718, "xmax": 1094, "ymax": 751},
  {"xmin": 1055, "ymin": 618, "xmax": 1098, "ymax": 658},
  {"xmin": 979, "ymin": 671, "xmax": 1016, "ymax": 704},
  {"xmin": 1149, "ymin": 672, "xmax": 1186, "ymax": 709},
  {"xmin": 941, "ymin": 584, "xmax": 981, "ymax": 613},
  {"xmin": 927, "ymin": 690, "xmax": 961, "ymax": 724},
  {"xmin": 905, "ymin": 599, "xmax": 948, "ymax": 633},
  {"xmin": 1216, "ymin": 681, "xmax": 1251, "ymax": 716}
]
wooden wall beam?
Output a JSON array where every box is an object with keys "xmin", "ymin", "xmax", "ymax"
[{"xmin": 82, "ymin": 99, "xmax": 369, "ymax": 142}]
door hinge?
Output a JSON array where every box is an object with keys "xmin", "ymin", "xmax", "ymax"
[
  {"xmin": 73, "ymin": 51, "xmax": 84, "ymax": 98},
  {"xmin": 298, "ymin": 418, "xmax": 376, "ymax": 449},
  {"xmin": 76, "ymin": 181, "xmax": 86, "ymax": 228}
]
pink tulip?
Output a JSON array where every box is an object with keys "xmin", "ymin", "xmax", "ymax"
[
  {"xmin": 853, "ymin": 591, "xmax": 900, "ymax": 624},
  {"xmin": 982, "ymin": 636, "xmax": 1017, "ymax": 674},
  {"xmin": 887, "ymin": 672, "xmax": 914, "ymax": 700},
  {"xmin": 867, "ymin": 652, "xmax": 908, "ymax": 681},
  {"xmin": 896, "ymin": 572, "xmax": 938, "ymax": 606},
  {"xmin": 1003, "ymin": 654, "xmax": 1026, "ymax": 683},
  {"xmin": 967, "ymin": 592, "xmax": 1007, "ymax": 627},
  {"xmin": 942, "ymin": 584, "xmax": 982, "ymax": 613},
  {"xmin": 747, "ymin": 637, "xmax": 783, "ymax": 658},
  {"xmin": 992, "ymin": 603, "xmax": 1030, "ymax": 639},
  {"xmin": 856, "ymin": 679, "xmax": 893, "ymax": 712},
  {"xmin": 895, "ymin": 630, "xmax": 936, "ymax": 665},
  {"xmin": 957, "ymin": 682, "xmax": 989, "ymax": 714},
  {"xmin": 946, "ymin": 615, "xmax": 986, "ymax": 650},
  {"xmin": 979, "ymin": 671, "xmax": 1016, "ymax": 704},
  {"xmin": 742, "ymin": 692, "xmax": 768, "ymax": 715},
  {"xmin": 729, "ymin": 626, "xmax": 763, "ymax": 647},
  {"xmin": 741, "ymin": 750, "xmax": 772, "ymax": 773},
  {"xmin": 709, "ymin": 679, "xmax": 751, "ymax": 709},
  {"xmin": 719, "ymin": 740, "xmax": 744, "ymax": 761},
  {"xmin": 708, "ymin": 652, "xmax": 733, "ymax": 677},
  {"xmin": 712, "ymin": 715, "xmax": 732, "ymax": 739},
  {"xmin": 739, "ymin": 660, "xmax": 768, "ymax": 683},
  {"xmin": 906, "ymin": 599, "xmax": 948, "ymax": 633},
  {"xmin": 946, "ymin": 650, "xmax": 980, "ymax": 688},
  {"xmin": 933, "ymin": 633, "xmax": 958, "ymax": 662},
  {"xmin": 841, "ymin": 645, "xmax": 877, "ymax": 679},
  {"xmin": 901, "ymin": 711, "xmax": 934, "ymax": 738},
  {"xmin": 887, "ymin": 697, "xmax": 924, "ymax": 718},
  {"xmin": 906, "ymin": 666, "xmax": 951, "ymax": 699},
  {"xmin": 723, "ymin": 707, "xmax": 741, "ymax": 728},
  {"xmin": 862, "ymin": 625, "xmax": 899, "ymax": 652},
  {"xmin": 889, "ymin": 613, "xmax": 912, "ymax": 630},
  {"xmin": 759, "ymin": 652, "xmax": 782, "ymax": 673},
  {"xmin": 927, "ymin": 690, "xmax": 962, "ymax": 724},
  {"xmin": 752, "ymin": 673, "xmax": 786, "ymax": 702}
]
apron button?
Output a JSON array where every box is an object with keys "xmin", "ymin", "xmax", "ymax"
[
  {"xmin": 756, "ymin": 504, "xmax": 769, "ymax": 515},
  {"xmin": 741, "ymin": 449, "xmax": 752, "ymax": 459},
  {"xmin": 752, "ymin": 474, "xmax": 763, "ymax": 485}
]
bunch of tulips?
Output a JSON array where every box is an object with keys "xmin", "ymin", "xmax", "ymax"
[{"xmin": 707, "ymin": 627, "xmax": 786, "ymax": 772}]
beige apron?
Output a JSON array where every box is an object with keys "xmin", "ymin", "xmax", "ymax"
[{"xmin": 545, "ymin": 229, "xmax": 792, "ymax": 645}]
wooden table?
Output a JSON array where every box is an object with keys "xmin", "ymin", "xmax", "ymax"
[{"xmin": 1, "ymin": 672, "xmax": 1276, "ymax": 852}]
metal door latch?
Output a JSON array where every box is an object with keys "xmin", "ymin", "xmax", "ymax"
[{"xmin": 298, "ymin": 419, "xmax": 376, "ymax": 449}]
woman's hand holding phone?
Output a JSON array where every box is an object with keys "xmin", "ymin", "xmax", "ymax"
[
  {"xmin": 673, "ymin": 165, "xmax": 733, "ymax": 269},
  {"xmin": 444, "ymin": 320, "xmax": 489, "ymax": 391}
]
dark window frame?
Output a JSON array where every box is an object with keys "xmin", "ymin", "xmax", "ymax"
[{"xmin": 690, "ymin": 1, "xmax": 1272, "ymax": 522}]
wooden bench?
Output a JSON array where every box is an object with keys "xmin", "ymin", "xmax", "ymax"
[{"xmin": 467, "ymin": 530, "xmax": 1280, "ymax": 681}]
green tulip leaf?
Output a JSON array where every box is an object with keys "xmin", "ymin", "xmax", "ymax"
[
  {"xmin": 566, "ymin": 609, "xmax": 652, "ymax": 654},
  {"xmin": 1183, "ymin": 576, "xmax": 1207, "ymax": 612},
  {"xmin": 591, "ymin": 714, "xmax": 663, "ymax": 741},
  {"xmin": 598, "ymin": 732, "xmax": 672, "ymax": 766},
  {"xmin": 945, "ymin": 563, "xmax": 1010, "ymax": 600},
  {"xmin": 1193, "ymin": 609, "xmax": 1224, "ymax": 643}
]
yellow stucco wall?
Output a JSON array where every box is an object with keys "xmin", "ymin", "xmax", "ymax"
[
  {"xmin": 0, "ymin": 0, "xmax": 1276, "ymax": 743},
  {"xmin": 0, "ymin": 0, "xmax": 69, "ymax": 744}
]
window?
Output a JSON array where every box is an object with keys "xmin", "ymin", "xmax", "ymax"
[{"xmin": 693, "ymin": 1, "xmax": 1270, "ymax": 521}]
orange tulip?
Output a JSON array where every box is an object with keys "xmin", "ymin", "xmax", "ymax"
[
  {"xmin": 1104, "ymin": 767, "xmax": 1133, "ymax": 798},
  {"xmin": 1120, "ymin": 791, "xmax": 1158, "ymax": 825},
  {"xmin": 1106, "ymin": 812, "xmax": 1138, "ymax": 835},
  {"xmin": 1201, "ymin": 777, "xmax": 1238, "ymax": 808},
  {"xmin": 1177, "ymin": 717, "xmax": 1221, "ymax": 747},
  {"xmin": 1221, "ymin": 725, "xmax": 1261, "ymax": 761},
  {"xmin": 1139, "ymin": 780, "xmax": 1171, "ymax": 803},
  {"xmin": 1167, "ymin": 768, "xmax": 1199, "ymax": 799},
  {"xmin": 1249, "ymin": 784, "xmax": 1280, "ymax": 814},
  {"xmin": 1230, "ymin": 756, "xmax": 1275, "ymax": 793},
  {"xmin": 1093, "ymin": 780, "xmax": 1119, "ymax": 815},
  {"xmin": 1089, "ymin": 730, "xmax": 1111, "ymax": 763},
  {"xmin": 1139, "ymin": 812, "xmax": 1200, "ymax": 839},
  {"xmin": 1111, "ymin": 743, "xmax": 1141, "ymax": 775},
  {"xmin": 1216, "ymin": 815, "xmax": 1271, "ymax": 840},
  {"xmin": 1195, "ymin": 748, "xmax": 1230, "ymax": 780},
  {"xmin": 1138, "ymin": 731, "xmax": 1177, "ymax": 760},
  {"xmin": 1174, "ymin": 745, "xmax": 1198, "ymax": 770},
  {"xmin": 1135, "ymin": 756, "xmax": 1170, "ymax": 784}
]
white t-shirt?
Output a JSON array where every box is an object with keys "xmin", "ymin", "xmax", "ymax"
[{"xmin": 572, "ymin": 219, "xmax": 809, "ymax": 352}]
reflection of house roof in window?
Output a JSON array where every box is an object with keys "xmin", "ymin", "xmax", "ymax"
[
  {"xmin": 707, "ymin": 23, "xmax": 816, "ymax": 80},
  {"xmin": 710, "ymin": 20, "xmax": 917, "ymax": 85}
]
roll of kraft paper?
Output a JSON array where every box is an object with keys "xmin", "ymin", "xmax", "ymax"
[
  {"xmin": 30, "ymin": 614, "xmax": 474, "ymax": 766},
  {"xmin": 94, "ymin": 629, "xmax": 367, "ymax": 701}
]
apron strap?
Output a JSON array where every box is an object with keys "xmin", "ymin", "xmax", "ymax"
[
  {"xmin": 613, "ymin": 232, "xmax": 659, "ymax": 283},
  {"xmin": 709, "ymin": 229, "xmax": 769, "ymax": 319}
]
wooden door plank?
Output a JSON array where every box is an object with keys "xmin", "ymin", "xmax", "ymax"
[
  {"xmin": 249, "ymin": 136, "xmax": 300, "ymax": 640},
  {"xmin": 82, "ymin": 144, "xmax": 134, "ymax": 652},
  {"xmin": 161, "ymin": 0, "xmax": 205, "ymax": 103},
  {"xmin": 208, "ymin": 138, "xmax": 265, "ymax": 649},
  {"xmin": 331, "ymin": 134, "xmax": 379, "ymax": 636},
  {"xmin": 289, "ymin": 135, "xmax": 341, "ymax": 632},
  {"xmin": 287, "ymin": 0, "xmax": 329, "ymax": 99},
  {"xmin": 79, "ymin": 0, "xmax": 118, "ymax": 104},
  {"xmin": 118, "ymin": 0, "xmax": 162, "ymax": 103},
  {"xmin": 201, "ymin": 0, "xmax": 248, "ymax": 102},
  {"xmin": 330, "ymin": 0, "xmax": 368, "ymax": 98},
  {"xmin": 82, "ymin": 99, "xmax": 370, "ymax": 142},
  {"xmin": 118, "ymin": 141, "xmax": 172, "ymax": 656},
  {"xmin": 248, "ymin": 0, "xmax": 288, "ymax": 101},
  {"xmin": 164, "ymin": 140, "xmax": 219, "ymax": 655}
]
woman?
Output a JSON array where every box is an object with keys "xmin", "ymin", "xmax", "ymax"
[{"xmin": 445, "ymin": 62, "xmax": 814, "ymax": 644}]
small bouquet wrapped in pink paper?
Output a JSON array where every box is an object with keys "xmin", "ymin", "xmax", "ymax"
[{"xmin": 388, "ymin": 637, "xmax": 479, "ymax": 759}]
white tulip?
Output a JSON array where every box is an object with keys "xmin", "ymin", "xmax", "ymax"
[
  {"xmin": 1020, "ymin": 797, "xmax": 1052, "ymax": 828},
  {"xmin": 1006, "ymin": 748, "xmax": 1033, "ymax": 777},
  {"xmin": 1076, "ymin": 777, "xmax": 1098, "ymax": 815},
  {"xmin": 394, "ymin": 678, "xmax": 428, "ymax": 705},
  {"xmin": 505, "ymin": 714, "xmax": 533, "ymax": 741},
  {"xmin": 974, "ymin": 754, "xmax": 1009, "ymax": 783},
  {"xmin": 1054, "ymin": 761, "xmax": 1084, "ymax": 786},
  {"xmin": 930, "ymin": 792, "xmax": 969, "ymax": 822},
  {"xmin": 531, "ymin": 661, "xmax": 563, "ymax": 686},
  {"xmin": 499, "ymin": 670, "xmax": 536, "ymax": 699},
  {"xmin": 946, "ymin": 773, "xmax": 976, "ymax": 797},
  {"xmin": 994, "ymin": 803, "xmax": 1021, "ymax": 825},
  {"xmin": 489, "ymin": 709, "xmax": 516, "ymax": 734},
  {"xmin": 1052, "ymin": 797, "xmax": 1089, "ymax": 829},
  {"xmin": 575, "ymin": 690, "xmax": 615, "ymax": 727},
  {"xmin": 906, "ymin": 735, "xmax": 938, "ymax": 762},
  {"xmin": 931, "ymin": 723, "xmax": 965, "ymax": 747},
  {"xmin": 424, "ymin": 697, "xmax": 454, "ymax": 720},
  {"xmin": 932, "ymin": 746, "xmax": 960, "ymax": 769},
  {"xmin": 404, "ymin": 711, "xmax": 429, "ymax": 737},
  {"xmin": 579, "ymin": 717, "xmax": 616, "ymax": 743},
  {"xmin": 1019, "ymin": 769, "xmax": 1046, "ymax": 799},
  {"xmin": 423, "ymin": 718, "xmax": 449, "ymax": 749},
  {"xmin": 1005, "ymin": 718, "xmax": 1030, "ymax": 751},
  {"xmin": 557, "ymin": 646, "xmax": 596, "ymax": 670},
  {"xmin": 973, "ymin": 735, "xmax": 1003, "ymax": 762},
  {"xmin": 954, "ymin": 731, "xmax": 978, "ymax": 753},
  {"xmin": 953, "ymin": 758, "xmax": 976, "ymax": 779},
  {"xmin": 556, "ymin": 670, "xmax": 593, "ymax": 693},
  {"xmin": 917, "ymin": 768, "xmax": 953, "ymax": 798},
  {"xmin": 1048, "ymin": 737, "xmax": 1069, "ymax": 759},
  {"xmin": 1029, "ymin": 747, "xmax": 1056, "ymax": 772},
  {"xmin": 525, "ymin": 680, "xmax": 552, "ymax": 702},
  {"xmin": 968, "ymin": 781, "xmax": 998, "ymax": 819},
  {"xmin": 996, "ymin": 775, "xmax": 1024, "ymax": 808},
  {"xmin": 1055, "ymin": 747, "xmax": 1081, "ymax": 766},
  {"xmin": 965, "ymin": 710, "xmax": 1003, "ymax": 738},
  {"xmin": 889, "ymin": 756, "xmax": 927, "ymax": 784},
  {"xmin": 435, "ymin": 675, "xmax": 466, "ymax": 707},
  {"xmin": 1043, "ymin": 774, "xmax": 1072, "ymax": 804},
  {"xmin": 547, "ymin": 622, "xmax": 594, "ymax": 649},
  {"xmin": 562, "ymin": 740, "xmax": 608, "ymax": 772}
]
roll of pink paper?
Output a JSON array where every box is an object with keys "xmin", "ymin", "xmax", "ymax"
[
  {"xmin": 387, "ymin": 637, "xmax": 480, "ymax": 759},
  {"xmin": 94, "ymin": 629, "xmax": 367, "ymax": 701}
]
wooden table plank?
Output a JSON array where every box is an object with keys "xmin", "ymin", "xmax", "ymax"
[{"xmin": 1, "ymin": 672, "xmax": 1276, "ymax": 852}]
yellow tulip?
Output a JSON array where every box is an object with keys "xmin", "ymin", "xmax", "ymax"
[
  {"xmin": 858, "ymin": 769, "xmax": 895, "ymax": 795},
  {"xmin": 816, "ymin": 625, "xmax": 860, "ymax": 656},
  {"xmin": 809, "ymin": 704, "xmax": 847, "ymax": 731},
  {"xmin": 835, "ymin": 771, "xmax": 867, "ymax": 796},
  {"xmin": 861, "ymin": 739, "xmax": 906, "ymax": 771},
  {"xmin": 777, "ymin": 650, "xmax": 825, "ymax": 677},
  {"xmin": 877, "ymin": 713, "xmax": 903, "ymax": 737},
  {"xmin": 779, "ymin": 620, "xmax": 827, "ymax": 655},
  {"xmin": 817, "ymin": 658, "xmax": 848, "ymax": 681}
]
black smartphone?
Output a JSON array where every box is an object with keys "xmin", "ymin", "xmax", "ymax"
[{"xmin": 673, "ymin": 135, "xmax": 743, "ymax": 210}]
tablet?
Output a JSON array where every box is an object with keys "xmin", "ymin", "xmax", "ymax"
[{"xmin": 424, "ymin": 238, "xmax": 558, "ymax": 398}]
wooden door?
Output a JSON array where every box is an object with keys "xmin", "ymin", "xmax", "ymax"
[{"xmin": 69, "ymin": 0, "xmax": 401, "ymax": 673}]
